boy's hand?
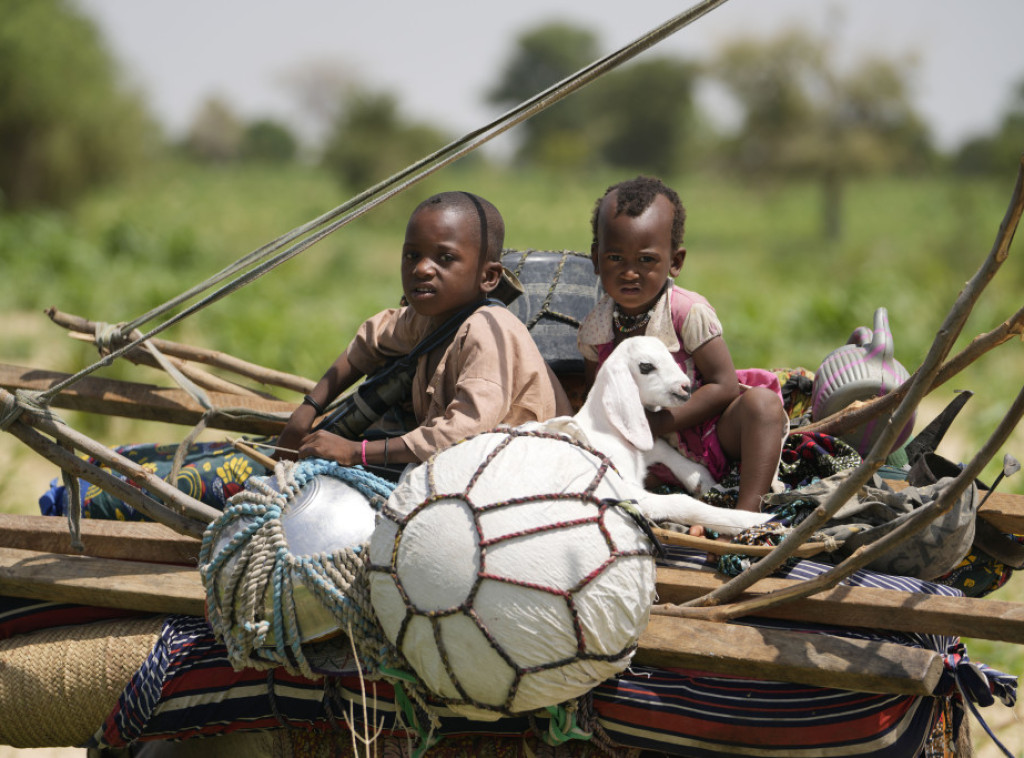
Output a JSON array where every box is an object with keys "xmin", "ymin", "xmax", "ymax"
[
  {"xmin": 298, "ymin": 430, "xmax": 360, "ymax": 467},
  {"xmin": 275, "ymin": 404, "xmax": 319, "ymax": 459}
]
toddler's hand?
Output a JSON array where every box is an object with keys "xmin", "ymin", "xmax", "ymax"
[{"xmin": 645, "ymin": 407, "xmax": 674, "ymax": 437}]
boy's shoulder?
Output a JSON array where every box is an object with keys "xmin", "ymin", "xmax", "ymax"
[{"xmin": 463, "ymin": 302, "xmax": 533, "ymax": 337}]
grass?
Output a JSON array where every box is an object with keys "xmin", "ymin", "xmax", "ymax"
[{"xmin": 0, "ymin": 160, "xmax": 1022, "ymax": 748}]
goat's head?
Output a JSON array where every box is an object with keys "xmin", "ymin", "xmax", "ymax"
[
  {"xmin": 590, "ymin": 336, "xmax": 690, "ymax": 452},
  {"xmin": 614, "ymin": 336, "xmax": 690, "ymax": 411}
]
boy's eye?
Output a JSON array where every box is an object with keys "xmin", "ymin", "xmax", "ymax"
[{"xmin": 638, "ymin": 362, "xmax": 655, "ymax": 375}]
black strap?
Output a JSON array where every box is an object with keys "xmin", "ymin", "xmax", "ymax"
[{"xmin": 315, "ymin": 299, "xmax": 502, "ymax": 439}]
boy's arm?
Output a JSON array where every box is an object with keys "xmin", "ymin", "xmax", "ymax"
[
  {"xmin": 276, "ymin": 350, "xmax": 363, "ymax": 458},
  {"xmin": 648, "ymin": 335, "xmax": 740, "ymax": 436}
]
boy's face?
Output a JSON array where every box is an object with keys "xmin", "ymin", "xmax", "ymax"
[
  {"xmin": 591, "ymin": 192, "xmax": 685, "ymax": 316},
  {"xmin": 401, "ymin": 204, "xmax": 500, "ymax": 320}
]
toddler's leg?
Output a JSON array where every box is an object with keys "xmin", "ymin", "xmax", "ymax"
[{"xmin": 717, "ymin": 388, "xmax": 788, "ymax": 513}]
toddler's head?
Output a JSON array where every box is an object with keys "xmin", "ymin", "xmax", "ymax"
[
  {"xmin": 590, "ymin": 176, "xmax": 687, "ymax": 318},
  {"xmin": 591, "ymin": 175, "xmax": 686, "ymax": 250}
]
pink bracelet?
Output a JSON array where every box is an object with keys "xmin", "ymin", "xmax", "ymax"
[{"xmin": 361, "ymin": 439, "xmax": 368, "ymax": 467}]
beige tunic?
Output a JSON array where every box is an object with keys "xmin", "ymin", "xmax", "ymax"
[{"xmin": 346, "ymin": 304, "xmax": 571, "ymax": 460}]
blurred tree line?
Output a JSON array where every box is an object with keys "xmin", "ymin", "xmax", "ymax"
[{"xmin": 2, "ymin": 0, "xmax": 1023, "ymax": 237}]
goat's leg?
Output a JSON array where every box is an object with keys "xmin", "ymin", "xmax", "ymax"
[
  {"xmin": 634, "ymin": 489, "xmax": 770, "ymax": 536},
  {"xmin": 649, "ymin": 439, "xmax": 717, "ymax": 496}
]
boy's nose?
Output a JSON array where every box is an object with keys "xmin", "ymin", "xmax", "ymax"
[{"xmin": 413, "ymin": 258, "xmax": 435, "ymax": 277}]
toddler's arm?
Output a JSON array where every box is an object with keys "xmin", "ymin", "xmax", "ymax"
[{"xmin": 648, "ymin": 336, "xmax": 740, "ymax": 435}]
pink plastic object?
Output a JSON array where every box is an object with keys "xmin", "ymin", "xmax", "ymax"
[{"xmin": 810, "ymin": 307, "xmax": 915, "ymax": 458}]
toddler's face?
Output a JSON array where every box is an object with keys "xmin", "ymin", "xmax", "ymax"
[
  {"xmin": 591, "ymin": 193, "xmax": 684, "ymax": 316},
  {"xmin": 401, "ymin": 205, "xmax": 491, "ymax": 320}
]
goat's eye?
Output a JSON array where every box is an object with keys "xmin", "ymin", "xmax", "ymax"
[{"xmin": 638, "ymin": 362, "xmax": 655, "ymax": 375}]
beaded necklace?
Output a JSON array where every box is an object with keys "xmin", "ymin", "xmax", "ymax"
[{"xmin": 613, "ymin": 303, "xmax": 653, "ymax": 333}]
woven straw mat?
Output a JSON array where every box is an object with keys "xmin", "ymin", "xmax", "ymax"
[{"xmin": 0, "ymin": 615, "xmax": 166, "ymax": 747}]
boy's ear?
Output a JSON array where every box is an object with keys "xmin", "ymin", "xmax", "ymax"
[
  {"xmin": 669, "ymin": 247, "xmax": 686, "ymax": 278},
  {"xmin": 479, "ymin": 260, "xmax": 503, "ymax": 294},
  {"xmin": 590, "ymin": 243, "xmax": 600, "ymax": 275}
]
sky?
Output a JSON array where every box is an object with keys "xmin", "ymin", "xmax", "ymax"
[{"xmin": 74, "ymin": 0, "xmax": 1024, "ymax": 153}]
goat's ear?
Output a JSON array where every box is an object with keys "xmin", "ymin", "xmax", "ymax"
[{"xmin": 602, "ymin": 358, "xmax": 655, "ymax": 451}]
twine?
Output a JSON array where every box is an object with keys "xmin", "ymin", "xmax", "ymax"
[{"xmin": 371, "ymin": 427, "xmax": 654, "ymax": 725}]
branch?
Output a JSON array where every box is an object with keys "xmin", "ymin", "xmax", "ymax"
[{"xmin": 686, "ymin": 380, "xmax": 1024, "ymax": 623}]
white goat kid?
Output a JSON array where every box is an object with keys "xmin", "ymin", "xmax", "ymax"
[{"xmin": 539, "ymin": 336, "xmax": 771, "ymax": 536}]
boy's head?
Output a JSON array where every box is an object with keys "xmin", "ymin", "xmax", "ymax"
[
  {"xmin": 590, "ymin": 176, "xmax": 687, "ymax": 316},
  {"xmin": 401, "ymin": 191, "xmax": 505, "ymax": 319}
]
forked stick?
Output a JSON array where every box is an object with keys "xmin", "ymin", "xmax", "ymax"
[{"xmin": 683, "ymin": 154, "xmax": 1023, "ymax": 611}]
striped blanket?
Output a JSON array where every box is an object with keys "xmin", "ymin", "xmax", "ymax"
[{"xmin": 74, "ymin": 546, "xmax": 1014, "ymax": 757}]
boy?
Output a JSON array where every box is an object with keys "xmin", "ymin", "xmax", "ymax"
[
  {"xmin": 578, "ymin": 176, "xmax": 786, "ymax": 514},
  {"xmin": 278, "ymin": 191, "xmax": 571, "ymax": 467}
]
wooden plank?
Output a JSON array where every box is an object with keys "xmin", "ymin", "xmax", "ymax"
[
  {"xmin": 635, "ymin": 613, "xmax": 943, "ymax": 696},
  {"xmin": 978, "ymin": 490, "xmax": 1024, "ymax": 534},
  {"xmin": 0, "ymin": 514, "xmax": 201, "ymax": 565},
  {"xmin": 655, "ymin": 566, "xmax": 1024, "ymax": 644},
  {"xmin": 0, "ymin": 547, "xmax": 205, "ymax": 616},
  {"xmin": 0, "ymin": 362, "xmax": 293, "ymax": 434},
  {"xmin": 0, "ymin": 546, "xmax": 943, "ymax": 696}
]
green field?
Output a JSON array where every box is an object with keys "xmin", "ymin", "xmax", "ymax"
[
  {"xmin": 1, "ymin": 161, "xmax": 1022, "ymax": 752},
  {"xmin": 2, "ymin": 160, "xmax": 1019, "ymax": 470}
]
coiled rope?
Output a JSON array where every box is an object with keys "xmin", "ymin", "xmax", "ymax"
[{"xmin": 199, "ymin": 458, "xmax": 396, "ymax": 678}]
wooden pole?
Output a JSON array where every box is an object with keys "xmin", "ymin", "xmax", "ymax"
[
  {"xmin": 46, "ymin": 307, "xmax": 315, "ymax": 394},
  {"xmin": 1, "ymin": 388, "xmax": 219, "ymax": 536},
  {"xmin": 653, "ymin": 566, "xmax": 1024, "ymax": 644},
  {"xmin": 0, "ymin": 514, "xmax": 201, "ymax": 565},
  {"xmin": 0, "ymin": 546, "xmax": 205, "ymax": 616},
  {"xmin": 1, "ymin": 362, "xmax": 293, "ymax": 434},
  {"xmin": 636, "ymin": 614, "xmax": 942, "ymax": 696}
]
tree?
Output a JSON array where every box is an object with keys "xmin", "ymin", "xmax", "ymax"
[
  {"xmin": 182, "ymin": 97, "xmax": 244, "ymax": 163},
  {"xmin": 487, "ymin": 22, "xmax": 700, "ymax": 174},
  {"xmin": 953, "ymin": 77, "xmax": 1024, "ymax": 175},
  {"xmin": 321, "ymin": 89, "xmax": 449, "ymax": 190},
  {"xmin": 240, "ymin": 119, "xmax": 297, "ymax": 164},
  {"xmin": 487, "ymin": 23, "xmax": 602, "ymax": 168},
  {"xmin": 593, "ymin": 57, "xmax": 698, "ymax": 175},
  {"xmin": 0, "ymin": 0, "xmax": 154, "ymax": 210},
  {"xmin": 710, "ymin": 28, "xmax": 933, "ymax": 239}
]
